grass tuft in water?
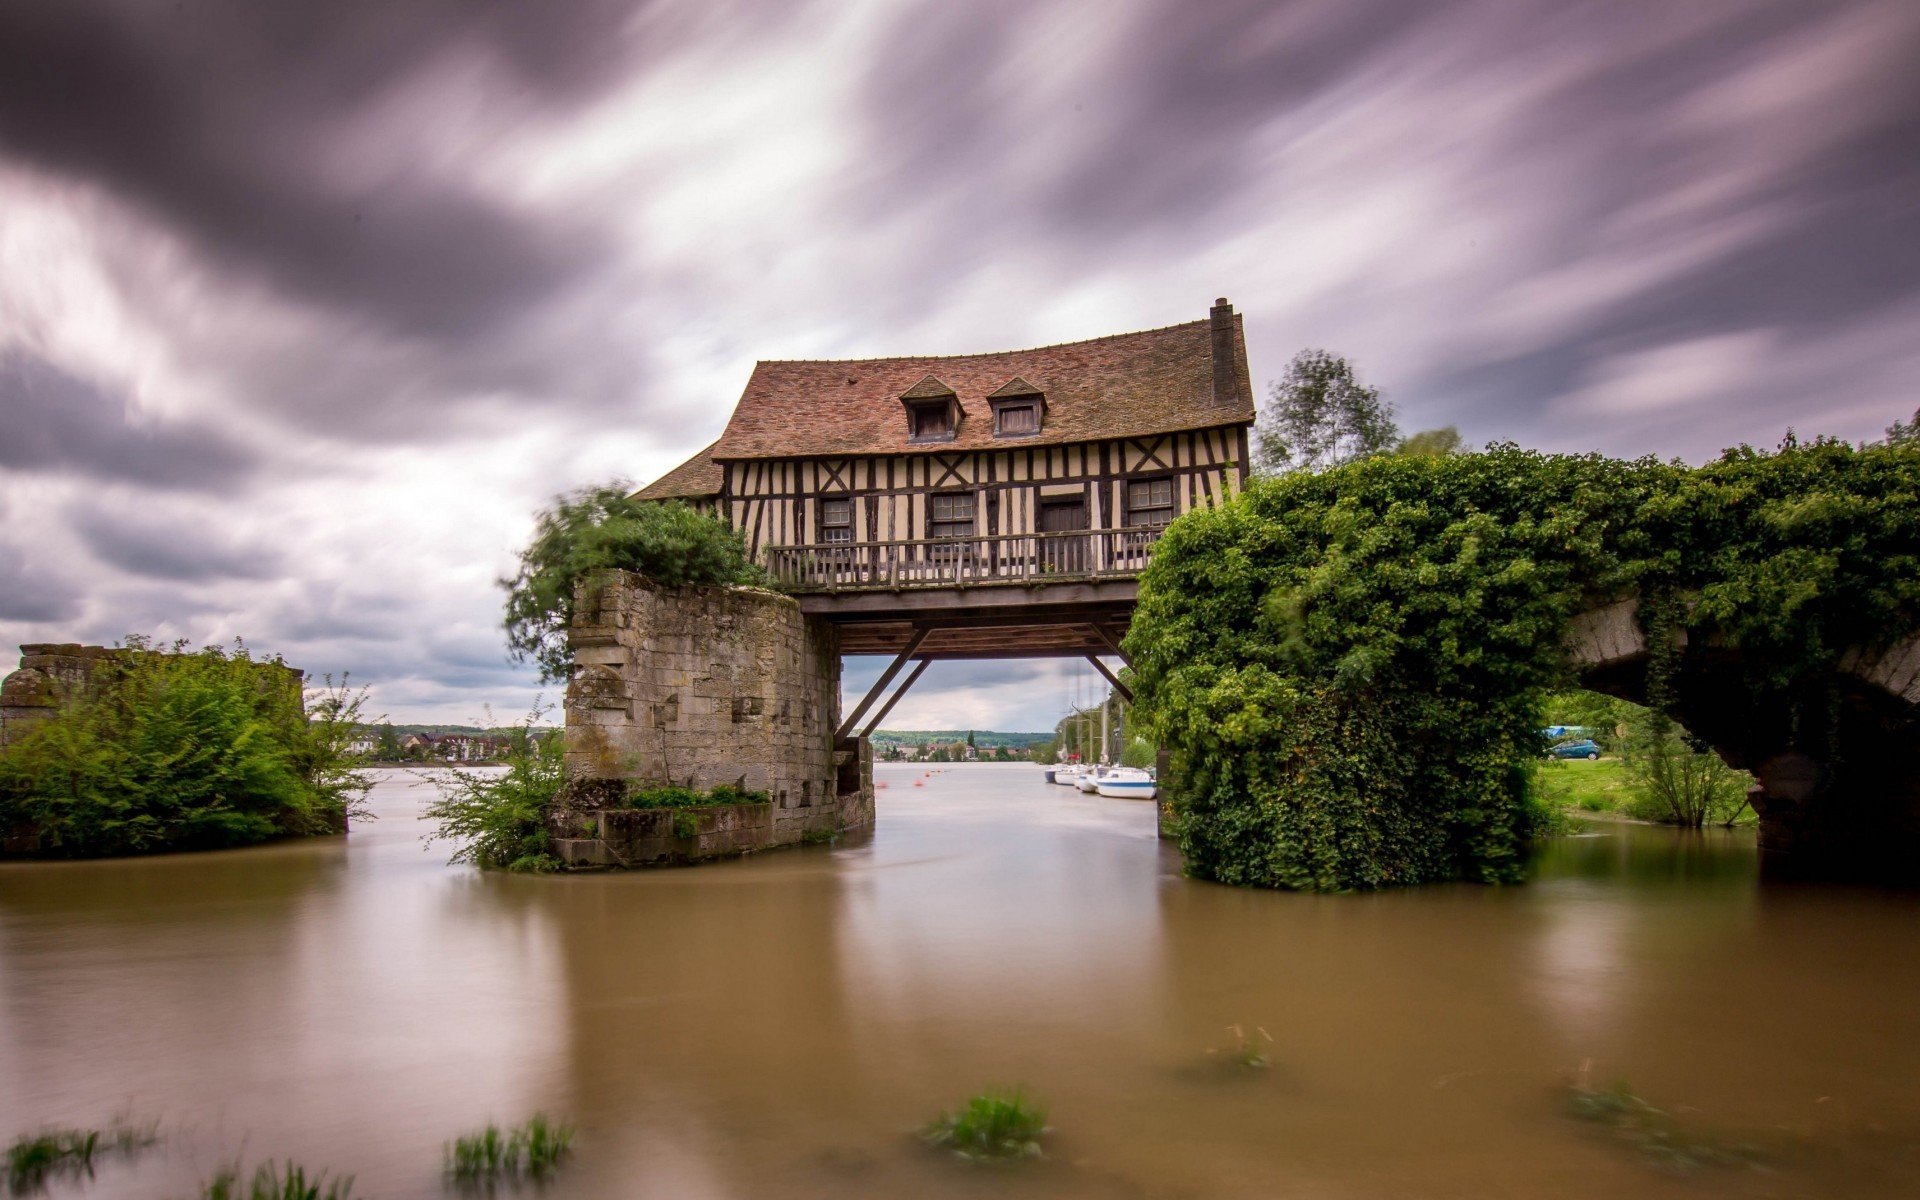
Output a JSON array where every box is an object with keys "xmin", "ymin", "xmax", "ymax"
[
  {"xmin": 1208, "ymin": 1024, "xmax": 1274, "ymax": 1071},
  {"xmin": 446, "ymin": 1114, "xmax": 575, "ymax": 1183},
  {"xmin": 1565, "ymin": 1071, "xmax": 1762, "ymax": 1172},
  {"xmin": 6, "ymin": 1119, "xmax": 158, "ymax": 1194},
  {"xmin": 921, "ymin": 1089, "xmax": 1049, "ymax": 1163},
  {"xmin": 198, "ymin": 1160, "xmax": 358, "ymax": 1200}
]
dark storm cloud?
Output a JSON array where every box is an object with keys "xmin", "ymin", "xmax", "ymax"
[
  {"xmin": 0, "ymin": 351, "xmax": 255, "ymax": 491},
  {"xmin": 0, "ymin": 539, "xmax": 81, "ymax": 624},
  {"xmin": 66, "ymin": 504, "xmax": 284, "ymax": 583}
]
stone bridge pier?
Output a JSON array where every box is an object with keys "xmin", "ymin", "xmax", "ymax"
[
  {"xmin": 1569, "ymin": 600, "xmax": 1920, "ymax": 882},
  {"xmin": 554, "ymin": 571, "xmax": 874, "ymax": 868}
]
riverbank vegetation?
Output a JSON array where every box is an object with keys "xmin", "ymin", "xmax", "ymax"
[
  {"xmin": 0, "ymin": 640, "xmax": 368, "ymax": 859},
  {"xmin": 423, "ymin": 718, "xmax": 566, "ymax": 873},
  {"xmin": 445, "ymin": 1114, "xmax": 574, "ymax": 1185},
  {"xmin": 921, "ymin": 1090, "xmax": 1049, "ymax": 1163},
  {"xmin": 1129, "ymin": 437, "xmax": 1920, "ymax": 891},
  {"xmin": 1539, "ymin": 691, "xmax": 1756, "ymax": 827},
  {"xmin": 502, "ymin": 485, "xmax": 768, "ymax": 682}
]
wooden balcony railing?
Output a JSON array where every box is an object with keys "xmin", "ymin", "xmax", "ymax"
[{"xmin": 764, "ymin": 528, "xmax": 1163, "ymax": 592}]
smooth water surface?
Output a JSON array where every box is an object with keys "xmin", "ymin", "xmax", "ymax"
[{"xmin": 3, "ymin": 763, "xmax": 1918, "ymax": 1197}]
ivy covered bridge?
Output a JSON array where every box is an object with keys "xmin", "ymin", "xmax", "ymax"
[
  {"xmin": 1124, "ymin": 439, "xmax": 1920, "ymax": 889},
  {"xmin": 1568, "ymin": 599, "xmax": 1920, "ymax": 879}
]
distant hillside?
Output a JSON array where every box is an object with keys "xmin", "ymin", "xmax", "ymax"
[{"xmin": 869, "ymin": 730, "xmax": 1051, "ymax": 748}]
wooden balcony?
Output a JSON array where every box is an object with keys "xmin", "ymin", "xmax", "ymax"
[{"xmin": 765, "ymin": 528, "xmax": 1163, "ymax": 593}]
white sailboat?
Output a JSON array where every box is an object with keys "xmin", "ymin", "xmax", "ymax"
[{"xmin": 1094, "ymin": 766, "xmax": 1157, "ymax": 800}]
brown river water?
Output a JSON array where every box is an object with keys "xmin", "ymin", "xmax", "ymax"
[{"xmin": 3, "ymin": 762, "xmax": 1918, "ymax": 1198}]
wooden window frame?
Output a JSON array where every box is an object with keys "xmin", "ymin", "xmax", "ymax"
[
  {"xmin": 926, "ymin": 490, "xmax": 976, "ymax": 540},
  {"xmin": 907, "ymin": 401, "xmax": 956, "ymax": 444},
  {"xmin": 992, "ymin": 401, "xmax": 1040, "ymax": 438},
  {"xmin": 1124, "ymin": 474, "xmax": 1177, "ymax": 529},
  {"xmin": 817, "ymin": 495, "xmax": 853, "ymax": 544}
]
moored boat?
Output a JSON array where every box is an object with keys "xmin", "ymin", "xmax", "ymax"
[
  {"xmin": 1094, "ymin": 767, "xmax": 1158, "ymax": 800},
  {"xmin": 1075, "ymin": 767, "xmax": 1104, "ymax": 793},
  {"xmin": 1050, "ymin": 764, "xmax": 1087, "ymax": 787}
]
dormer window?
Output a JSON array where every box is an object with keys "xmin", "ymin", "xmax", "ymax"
[
  {"xmin": 900, "ymin": 375, "xmax": 959, "ymax": 443},
  {"xmin": 910, "ymin": 403, "xmax": 951, "ymax": 439},
  {"xmin": 987, "ymin": 377, "xmax": 1046, "ymax": 438}
]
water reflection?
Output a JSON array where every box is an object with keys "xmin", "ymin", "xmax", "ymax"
[{"xmin": 1, "ymin": 765, "xmax": 1917, "ymax": 1198}]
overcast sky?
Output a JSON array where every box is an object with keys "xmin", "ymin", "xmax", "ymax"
[{"xmin": 2, "ymin": 0, "xmax": 1917, "ymax": 733}]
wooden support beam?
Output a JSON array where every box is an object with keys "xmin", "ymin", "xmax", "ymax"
[
  {"xmin": 1085, "ymin": 654, "xmax": 1134, "ymax": 704},
  {"xmin": 1086, "ymin": 622, "xmax": 1132, "ymax": 668},
  {"xmin": 837, "ymin": 627, "xmax": 930, "ymax": 740},
  {"xmin": 861, "ymin": 658, "xmax": 931, "ymax": 738}
]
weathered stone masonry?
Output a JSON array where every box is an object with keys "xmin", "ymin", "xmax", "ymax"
[
  {"xmin": 0, "ymin": 644, "xmax": 125, "ymax": 748},
  {"xmin": 551, "ymin": 571, "xmax": 874, "ymax": 867}
]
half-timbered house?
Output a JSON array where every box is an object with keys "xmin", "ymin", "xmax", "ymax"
[{"xmin": 637, "ymin": 297, "xmax": 1255, "ymax": 622}]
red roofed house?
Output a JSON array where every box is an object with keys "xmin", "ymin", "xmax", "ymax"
[{"xmin": 635, "ymin": 299, "xmax": 1254, "ymax": 671}]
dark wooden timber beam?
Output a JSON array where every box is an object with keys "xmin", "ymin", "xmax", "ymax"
[
  {"xmin": 1086, "ymin": 622, "xmax": 1133, "ymax": 668},
  {"xmin": 837, "ymin": 627, "xmax": 930, "ymax": 740},
  {"xmin": 1085, "ymin": 654, "xmax": 1134, "ymax": 704},
  {"xmin": 797, "ymin": 579, "xmax": 1139, "ymax": 617},
  {"xmin": 861, "ymin": 658, "xmax": 931, "ymax": 738}
]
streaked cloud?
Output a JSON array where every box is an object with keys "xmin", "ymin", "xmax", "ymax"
[{"xmin": 1, "ymin": 0, "xmax": 1915, "ymax": 728}]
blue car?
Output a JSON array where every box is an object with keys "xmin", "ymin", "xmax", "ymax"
[{"xmin": 1550, "ymin": 739, "xmax": 1602, "ymax": 760}]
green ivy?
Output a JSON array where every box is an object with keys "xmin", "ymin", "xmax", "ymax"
[{"xmin": 1126, "ymin": 439, "xmax": 1920, "ymax": 891}]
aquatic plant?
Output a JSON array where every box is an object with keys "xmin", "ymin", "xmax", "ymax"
[
  {"xmin": 199, "ymin": 1160, "xmax": 359, "ymax": 1200},
  {"xmin": 1565, "ymin": 1076, "xmax": 1761, "ymax": 1172},
  {"xmin": 5, "ymin": 1119, "xmax": 157, "ymax": 1193},
  {"xmin": 446, "ymin": 1114, "xmax": 575, "ymax": 1184},
  {"xmin": 921, "ymin": 1089, "xmax": 1049, "ymax": 1163},
  {"xmin": 423, "ymin": 708, "xmax": 565, "ymax": 873},
  {"xmin": 1208, "ymin": 1024, "xmax": 1274, "ymax": 1071}
]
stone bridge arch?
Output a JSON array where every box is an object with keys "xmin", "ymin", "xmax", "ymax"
[{"xmin": 1564, "ymin": 599, "xmax": 1920, "ymax": 880}]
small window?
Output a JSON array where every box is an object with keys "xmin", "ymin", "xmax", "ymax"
[
  {"xmin": 1127, "ymin": 477, "xmax": 1175, "ymax": 528},
  {"xmin": 910, "ymin": 404, "xmax": 951, "ymax": 440},
  {"xmin": 818, "ymin": 496, "xmax": 852, "ymax": 544},
  {"xmin": 995, "ymin": 403, "xmax": 1038, "ymax": 436},
  {"xmin": 928, "ymin": 491, "xmax": 975, "ymax": 539}
]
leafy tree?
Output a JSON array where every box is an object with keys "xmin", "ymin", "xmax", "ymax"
[
  {"xmin": 0, "ymin": 639, "xmax": 369, "ymax": 857},
  {"xmin": 1255, "ymin": 349, "xmax": 1398, "ymax": 474},
  {"xmin": 1884, "ymin": 407, "xmax": 1918, "ymax": 446},
  {"xmin": 377, "ymin": 722, "xmax": 403, "ymax": 760},
  {"xmin": 502, "ymin": 485, "xmax": 769, "ymax": 682},
  {"xmin": 1395, "ymin": 426, "xmax": 1464, "ymax": 457},
  {"xmin": 1619, "ymin": 709, "xmax": 1752, "ymax": 827}
]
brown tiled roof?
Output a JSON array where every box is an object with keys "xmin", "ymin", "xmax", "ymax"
[
  {"xmin": 632, "ymin": 440, "xmax": 722, "ymax": 500},
  {"xmin": 709, "ymin": 308, "xmax": 1255, "ymax": 460}
]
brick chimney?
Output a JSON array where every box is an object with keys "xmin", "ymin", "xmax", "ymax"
[{"xmin": 1210, "ymin": 297, "xmax": 1238, "ymax": 405}]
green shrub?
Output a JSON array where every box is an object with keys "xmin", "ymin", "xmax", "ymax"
[
  {"xmin": 446, "ymin": 1114, "xmax": 574, "ymax": 1183},
  {"xmin": 503, "ymin": 486, "xmax": 770, "ymax": 682},
  {"xmin": 1127, "ymin": 439, "xmax": 1920, "ymax": 891},
  {"xmin": 921, "ymin": 1090, "xmax": 1048, "ymax": 1163},
  {"xmin": 0, "ymin": 640, "xmax": 369, "ymax": 858},
  {"xmin": 625, "ymin": 782, "xmax": 770, "ymax": 809},
  {"xmin": 424, "ymin": 717, "xmax": 565, "ymax": 873}
]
